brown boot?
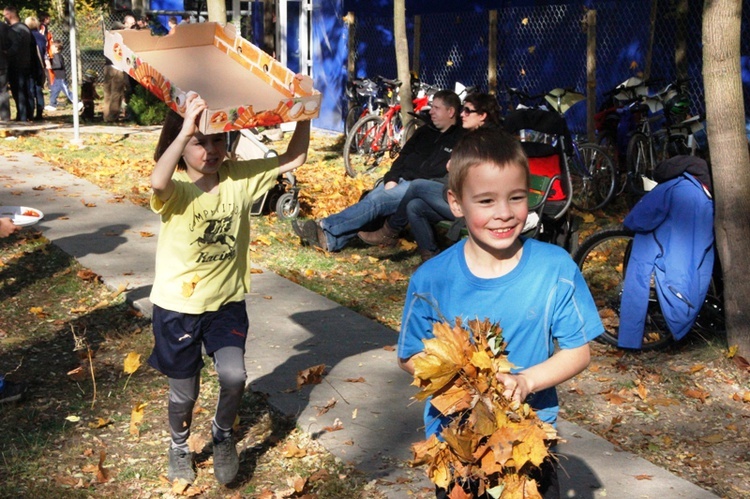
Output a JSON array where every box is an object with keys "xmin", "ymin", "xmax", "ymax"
[{"xmin": 357, "ymin": 221, "xmax": 399, "ymax": 247}]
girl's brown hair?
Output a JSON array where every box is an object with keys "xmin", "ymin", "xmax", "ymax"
[
  {"xmin": 154, "ymin": 110, "xmax": 188, "ymax": 171},
  {"xmin": 448, "ymin": 128, "xmax": 529, "ymax": 200}
]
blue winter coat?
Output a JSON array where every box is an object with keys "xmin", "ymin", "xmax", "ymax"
[{"xmin": 618, "ymin": 173, "xmax": 714, "ymax": 349}]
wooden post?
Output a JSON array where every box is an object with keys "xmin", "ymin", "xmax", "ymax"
[
  {"xmin": 412, "ymin": 15, "xmax": 421, "ymax": 75},
  {"xmin": 488, "ymin": 10, "xmax": 498, "ymax": 95},
  {"xmin": 586, "ymin": 9, "xmax": 597, "ymax": 142},
  {"xmin": 675, "ymin": 0, "xmax": 689, "ymax": 81},
  {"xmin": 644, "ymin": 0, "xmax": 658, "ymax": 79},
  {"xmin": 346, "ymin": 12, "xmax": 356, "ymax": 79}
]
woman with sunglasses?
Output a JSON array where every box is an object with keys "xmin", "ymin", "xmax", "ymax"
[{"xmin": 358, "ymin": 92, "xmax": 502, "ymax": 261}]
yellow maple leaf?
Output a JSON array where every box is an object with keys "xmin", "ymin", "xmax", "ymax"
[
  {"xmin": 511, "ymin": 423, "xmax": 549, "ymax": 469},
  {"xmin": 431, "ymin": 382, "xmax": 476, "ymax": 416},
  {"xmin": 129, "ymin": 402, "xmax": 147, "ymax": 436},
  {"xmin": 123, "ymin": 352, "xmax": 141, "ymax": 375}
]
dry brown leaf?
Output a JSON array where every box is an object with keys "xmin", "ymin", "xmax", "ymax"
[
  {"xmin": 634, "ymin": 474, "xmax": 653, "ymax": 480},
  {"xmin": 684, "ymin": 388, "xmax": 710, "ymax": 403},
  {"xmin": 139, "ymin": 231, "xmax": 154, "ymax": 238},
  {"xmin": 344, "ymin": 376, "xmax": 365, "ymax": 383},
  {"xmin": 187, "ymin": 433, "xmax": 207, "ymax": 453},
  {"xmin": 315, "ymin": 397, "xmax": 337, "ymax": 416},
  {"xmin": 322, "ymin": 417, "xmax": 344, "ymax": 432},
  {"xmin": 296, "ymin": 363, "xmax": 326, "ymax": 389},
  {"xmin": 77, "ymin": 269, "xmax": 100, "ymax": 282}
]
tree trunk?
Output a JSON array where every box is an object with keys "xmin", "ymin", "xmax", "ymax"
[
  {"xmin": 263, "ymin": 0, "xmax": 277, "ymax": 57},
  {"xmin": 394, "ymin": 0, "xmax": 413, "ymax": 135},
  {"xmin": 702, "ymin": 0, "xmax": 750, "ymax": 357},
  {"xmin": 207, "ymin": 0, "xmax": 227, "ymax": 25}
]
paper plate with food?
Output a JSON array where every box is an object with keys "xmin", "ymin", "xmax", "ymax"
[{"xmin": 0, "ymin": 206, "xmax": 44, "ymax": 227}]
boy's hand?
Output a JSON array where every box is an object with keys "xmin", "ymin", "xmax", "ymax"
[{"xmin": 496, "ymin": 372, "xmax": 533, "ymax": 404}]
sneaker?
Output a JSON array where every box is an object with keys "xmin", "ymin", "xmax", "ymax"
[
  {"xmin": 44, "ymin": 105, "xmax": 57, "ymax": 112},
  {"xmin": 167, "ymin": 447, "xmax": 195, "ymax": 484},
  {"xmin": 212, "ymin": 436, "xmax": 238, "ymax": 485},
  {"xmin": 0, "ymin": 380, "xmax": 25, "ymax": 404},
  {"xmin": 77, "ymin": 102, "xmax": 84, "ymax": 112}
]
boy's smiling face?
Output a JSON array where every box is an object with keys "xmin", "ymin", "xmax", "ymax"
[{"xmin": 448, "ymin": 162, "xmax": 528, "ymax": 260}]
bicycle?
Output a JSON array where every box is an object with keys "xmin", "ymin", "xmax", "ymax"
[
  {"xmin": 546, "ymin": 87, "xmax": 617, "ymax": 212},
  {"xmin": 573, "ymin": 226, "xmax": 724, "ymax": 350},
  {"xmin": 344, "ymin": 76, "xmax": 399, "ymax": 136},
  {"xmin": 506, "ymin": 85, "xmax": 617, "ymax": 212},
  {"xmin": 626, "ymin": 79, "xmax": 695, "ymax": 196},
  {"xmin": 343, "ymin": 82, "xmax": 436, "ymax": 178}
]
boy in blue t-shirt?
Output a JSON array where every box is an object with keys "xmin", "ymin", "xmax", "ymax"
[{"xmin": 398, "ymin": 128, "xmax": 603, "ymax": 498}]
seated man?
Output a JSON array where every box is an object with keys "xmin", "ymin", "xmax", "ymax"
[{"xmin": 293, "ymin": 90, "xmax": 463, "ymax": 252}]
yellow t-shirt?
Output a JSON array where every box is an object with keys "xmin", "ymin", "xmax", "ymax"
[{"xmin": 149, "ymin": 158, "xmax": 279, "ymax": 314}]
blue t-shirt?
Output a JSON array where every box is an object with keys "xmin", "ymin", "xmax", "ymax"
[{"xmin": 398, "ymin": 238, "xmax": 603, "ymax": 437}]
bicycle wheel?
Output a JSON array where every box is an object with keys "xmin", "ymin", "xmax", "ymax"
[
  {"xmin": 626, "ymin": 132, "xmax": 656, "ymax": 196},
  {"xmin": 569, "ymin": 143, "xmax": 617, "ymax": 212},
  {"xmin": 345, "ymin": 105, "xmax": 364, "ymax": 136},
  {"xmin": 344, "ymin": 115, "xmax": 390, "ymax": 178},
  {"xmin": 573, "ymin": 227, "xmax": 672, "ymax": 350},
  {"xmin": 402, "ymin": 117, "xmax": 421, "ymax": 143}
]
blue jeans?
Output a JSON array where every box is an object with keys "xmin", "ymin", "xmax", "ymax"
[
  {"xmin": 320, "ymin": 179, "xmax": 412, "ymax": 251},
  {"xmin": 388, "ymin": 179, "xmax": 454, "ymax": 253},
  {"xmin": 48, "ymin": 77, "xmax": 73, "ymax": 108}
]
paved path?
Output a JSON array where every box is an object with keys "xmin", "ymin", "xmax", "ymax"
[{"xmin": 0, "ymin": 139, "xmax": 718, "ymax": 498}]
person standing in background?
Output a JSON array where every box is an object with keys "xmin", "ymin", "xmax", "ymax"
[
  {"xmin": 38, "ymin": 13, "xmax": 54, "ymax": 85},
  {"xmin": 3, "ymin": 6, "xmax": 35, "ymax": 122},
  {"xmin": 25, "ymin": 16, "xmax": 47, "ymax": 120},
  {"xmin": 0, "ymin": 18, "xmax": 11, "ymax": 121}
]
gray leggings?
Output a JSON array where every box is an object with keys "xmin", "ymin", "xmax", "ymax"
[{"xmin": 168, "ymin": 346, "xmax": 246, "ymax": 450}]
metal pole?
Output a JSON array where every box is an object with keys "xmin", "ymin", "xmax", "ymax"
[{"xmin": 68, "ymin": 0, "xmax": 81, "ymax": 144}]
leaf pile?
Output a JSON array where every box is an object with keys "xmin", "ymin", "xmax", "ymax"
[{"xmin": 410, "ymin": 319, "xmax": 557, "ymax": 498}]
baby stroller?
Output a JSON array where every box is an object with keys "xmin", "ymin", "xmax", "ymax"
[
  {"xmin": 228, "ymin": 128, "xmax": 301, "ymax": 219},
  {"xmin": 503, "ymin": 108, "xmax": 578, "ymax": 251}
]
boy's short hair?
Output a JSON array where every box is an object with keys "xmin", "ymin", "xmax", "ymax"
[
  {"xmin": 448, "ymin": 128, "xmax": 529, "ymax": 200},
  {"xmin": 52, "ymin": 40, "xmax": 62, "ymax": 50}
]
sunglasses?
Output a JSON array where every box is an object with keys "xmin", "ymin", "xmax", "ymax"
[{"xmin": 461, "ymin": 107, "xmax": 479, "ymax": 115}]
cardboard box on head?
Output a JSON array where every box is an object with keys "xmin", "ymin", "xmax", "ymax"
[{"xmin": 104, "ymin": 22, "xmax": 320, "ymax": 134}]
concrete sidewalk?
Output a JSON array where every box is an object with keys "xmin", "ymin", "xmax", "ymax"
[{"xmin": 0, "ymin": 146, "xmax": 717, "ymax": 499}]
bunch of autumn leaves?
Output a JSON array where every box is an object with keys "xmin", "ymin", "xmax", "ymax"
[{"xmin": 410, "ymin": 319, "xmax": 558, "ymax": 499}]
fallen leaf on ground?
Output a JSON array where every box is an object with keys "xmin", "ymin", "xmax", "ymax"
[
  {"xmin": 123, "ymin": 352, "xmax": 141, "ymax": 374},
  {"xmin": 633, "ymin": 474, "xmax": 652, "ymax": 480},
  {"xmin": 684, "ymin": 388, "xmax": 710, "ymax": 403},
  {"xmin": 296, "ymin": 364, "xmax": 326, "ymax": 389},
  {"xmin": 130, "ymin": 402, "xmax": 147, "ymax": 436}
]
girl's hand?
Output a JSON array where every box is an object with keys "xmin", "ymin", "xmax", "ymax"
[
  {"xmin": 0, "ymin": 217, "xmax": 21, "ymax": 238},
  {"xmin": 496, "ymin": 372, "xmax": 533, "ymax": 404},
  {"xmin": 180, "ymin": 92, "xmax": 207, "ymax": 137}
]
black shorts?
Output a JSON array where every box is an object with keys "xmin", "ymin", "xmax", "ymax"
[{"xmin": 148, "ymin": 301, "xmax": 249, "ymax": 379}]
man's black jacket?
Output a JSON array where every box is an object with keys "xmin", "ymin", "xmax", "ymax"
[{"xmin": 383, "ymin": 123, "xmax": 465, "ymax": 185}]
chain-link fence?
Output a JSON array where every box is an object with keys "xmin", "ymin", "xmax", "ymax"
[{"xmin": 350, "ymin": 0, "xmax": 750, "ymax": 133}]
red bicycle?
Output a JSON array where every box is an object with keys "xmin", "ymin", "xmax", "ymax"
[{"xmin": 343, "ymin": 81, "xmax": 438, "ymax": 178}]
